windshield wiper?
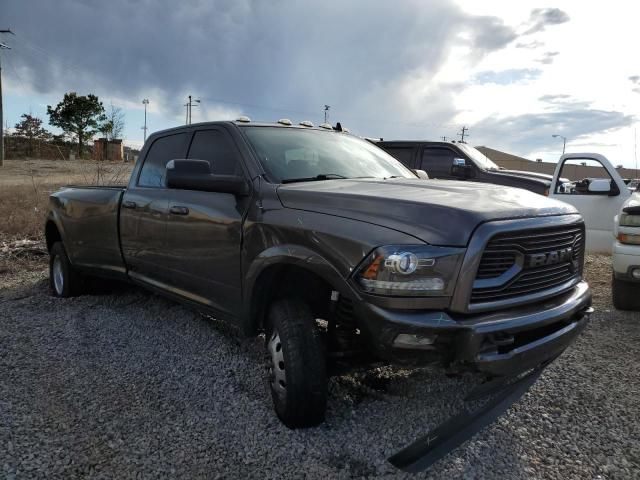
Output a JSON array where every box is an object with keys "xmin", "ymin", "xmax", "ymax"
[{"xmin": 281, "ymin": 173, "xmax": 349, "ymax": 184}]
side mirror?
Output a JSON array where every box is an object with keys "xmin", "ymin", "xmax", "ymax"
[
  {"xmin": 450, "ymin": 158, "xmax": 474, "ymax": 178},
  {"xmin": 587, "ymin": 178, "xmax": 618, "ymax": 196},
  {"xmin": 412, "ymin": 169, "xmax": 429, "ymax": 179},
  {"xmin": 165, "ymin": 159, "xmax": 248, "ymax": 195}
]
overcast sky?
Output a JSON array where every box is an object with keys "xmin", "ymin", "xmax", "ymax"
[{"xmin": 2, "ymin": 0, "xmax": 639, "ymax": 166}]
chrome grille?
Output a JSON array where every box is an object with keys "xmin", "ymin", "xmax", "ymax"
[{"xmin": 471, "ymin": 224, "xmax": 584, "ymax": 304}]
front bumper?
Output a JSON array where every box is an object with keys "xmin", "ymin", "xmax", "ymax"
[
  {"xmin": 612, "ymin": 239, "xmax": 640, "ymax": 281},
  {"xmin": 355, "ymin": 281, "xmax": 592, "ymax": 376}
]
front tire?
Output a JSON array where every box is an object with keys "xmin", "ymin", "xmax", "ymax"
[
  {"xmin": 49, "ymin": 242, "xmax": 83, "ymax": 298},
  {"xmin": 266, "ymin": 298, "xmax": 327, "ymax": 428},
  {"xmin": 612, "ymin": 274, "xmax": 640, "ymax": 311}
]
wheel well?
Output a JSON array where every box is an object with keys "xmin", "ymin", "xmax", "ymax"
[
  {"xmin": 45, "ymin": 221, "xmax": 62, "ymax": 252},
  {"xmin": 249, "ymin": 264, "xmax": 334, "ymax": 335}
]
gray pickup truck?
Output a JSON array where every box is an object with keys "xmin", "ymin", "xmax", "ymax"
[
  {"xmin": 46, "ymin": 120, "xmax": 592, "ymax": 472},
  {"xmin": 377, "ymin": 140, "xmax": 558, "ymax": 195}
]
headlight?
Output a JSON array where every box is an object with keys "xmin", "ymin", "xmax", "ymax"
[
  {"xmin": 619, "ymin": 212, "xmax": 640, "ymax": 227},
  {"xmin": 354, "ymin": 245, "xmax": 465, "ymax": 296}
]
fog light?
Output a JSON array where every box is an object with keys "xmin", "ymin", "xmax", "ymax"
[
  {"xmin": 393, "ymin": 333, "xmax": 438, "ymax": 349},
  {"xmin": 631, "ymin": 268, "xmax": 640, "ymax": 280}
]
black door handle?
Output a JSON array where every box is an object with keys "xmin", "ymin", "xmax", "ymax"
[
  {"xmin": 122, "ymin": 200, "xmax": 137, "ymax": 209},
  {"xmin": 170, "ymin": 206, "xmax": 189, "ymax": 215}
]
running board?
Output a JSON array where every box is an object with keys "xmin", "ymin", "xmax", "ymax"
[{"xmin": 388, "ymin": 364, "xmax": 545, "ymax": 473}]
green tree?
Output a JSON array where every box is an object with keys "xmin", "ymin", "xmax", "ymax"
[
  {"xmin": 47, "ymin": 92, "xmax": 106, "ymax": 158},
  {"xmin": 13, "ymin": 113, "xmax": 51, "ymax": 157}
]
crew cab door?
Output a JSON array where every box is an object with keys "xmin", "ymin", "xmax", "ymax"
[
  {"xmin": 164, "ymin": 128, "xmax": 250, "ymax": 318},
  {"xmin": 120, "ymin": 132, "xmax": 191, "ymax": 286},
  {"xmin": 549, "ymin": 153, "xmax": 631, "ymax": 253},
  {"xmin": 378, "ymin": 144, "xmax": 418, "ymax": 169},
  {"xmin": 420, "ymin": 146, "xmax": 470, "ymax": 180}
]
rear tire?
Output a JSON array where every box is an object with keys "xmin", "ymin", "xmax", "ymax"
[
  {"xmin": 49, "ymin": 242, "xmax": 83, "ymax": 298},
  {"xmin": 265, "ymin": 298, "xmax": 327, "ymax": 428},
  {"xmin": 612, "ymin": 274, "xmax": 640, "ymax": 311}
]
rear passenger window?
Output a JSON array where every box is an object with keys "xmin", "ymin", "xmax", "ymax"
[
  {"xmin": 188, "ymin": 129, "xmax": 241, "ymax": 175},
  {"xmin": 383, "ymin": 147, "xmax": 415, "ymax": 168},
  {"xmin": 138, "ymin": 133, "xmax": 190, "ymax": 187}
]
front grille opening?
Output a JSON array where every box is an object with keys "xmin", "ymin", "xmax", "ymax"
[
  {"xmin": 502, "ymin": 320, "xmax": 571, "ymax": 354},
  {"xmin": 485, "ymin": 320, "xmax": 573, "ymax": 355},
  {"xmin": 471, "ymin": 224, "xmax": 584, "ymax": 305}
]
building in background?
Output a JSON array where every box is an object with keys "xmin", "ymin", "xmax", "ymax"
[
  {"xmin": 93, "ymin": 138, "xmax": 123, "ymax": 161},
  {"xmin": 477, "ymin": 146, "xmax": 639, "ymax": 181}
]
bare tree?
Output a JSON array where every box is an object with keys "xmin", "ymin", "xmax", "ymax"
[{"xmin": 100, "ymin": 103, "xmax": 126, "ymax": 141}]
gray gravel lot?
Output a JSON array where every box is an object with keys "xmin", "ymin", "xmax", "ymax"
[{"xmin": 0, "ymin": 253, "xmax": 639, "ymax": 479}]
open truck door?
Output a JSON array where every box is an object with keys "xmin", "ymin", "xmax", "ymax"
[{"xmin": 549, "ymin": 153, "xmax": 631, "ymax": 253}]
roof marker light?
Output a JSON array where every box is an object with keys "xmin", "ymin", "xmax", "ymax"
[
  {"xmin": 319, "ymin": 123, "xmax": 333, "ymax": 130},
  {"xmin": 236, "ymin": 116, "xmax": 251, "ymax": 123},
  {"xmin": 299, "ymin": 120, "xmax": 314, "ymax": 127},
  {"xmin": 277, "ymin": 118, "xmax": 292, "ymax": 126}
]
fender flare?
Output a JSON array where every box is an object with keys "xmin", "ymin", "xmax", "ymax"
[
  {"xmin": 44, "ymin": 210, "xmax": 68, "ymax": 253},
  {"xmin": 242, "ymin": 244, "xmax": 360, "ymax": 335}
]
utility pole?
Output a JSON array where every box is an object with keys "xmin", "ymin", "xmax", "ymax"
[
  {"xmin": 0, "ymin": 28, "xmax": 14, "ymax": 167},
  {"xmin": 184, "ymin": 95, "xmax": 200, "ymax": 125},
  {"xmin": 141, "ymin": 98, "xmax": 149, "ymax": 143},
  {"xmin": 324, "ymin": 105, "xmax": 330, "ymax": 124},
  {"xmin": 457, "ymin": 126, "xmax": 469, "ymax": 144}
]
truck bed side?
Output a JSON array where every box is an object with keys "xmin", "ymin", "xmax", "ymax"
[{"xmin": 48, "ymin": 186, "xmax": 127, "ymax": 277}]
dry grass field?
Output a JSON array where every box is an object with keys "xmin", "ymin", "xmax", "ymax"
[{"xmin": 0, "ymin": 159, "xmax": 133, "ymax": 239}]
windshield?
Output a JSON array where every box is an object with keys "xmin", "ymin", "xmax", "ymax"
[
  {"xmin": 241, "ymin": 127, "xmax": 416, "ymax": 183},
  {"xmin": 456, "ymin": 144, "xmax": 500, "ymax": 171}
]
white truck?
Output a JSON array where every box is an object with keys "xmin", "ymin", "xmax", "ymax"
[
  {"xmin": 612, "ymin": 192, "xmax": 640, "ymax": 310},
  {"xmin": 549, "ymin": 153, "xmax": 634, "ymax": 253}
]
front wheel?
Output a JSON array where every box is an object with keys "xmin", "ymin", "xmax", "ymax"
[
  {"xmin": 612, "ymin": 274, "xmax": 640, "ymax": 311},
  {"xmin": 49, "ymin": 242, "xmax": 83, "ymax": 298},
  {"xmin": 266, "ymin": 298, "xmax": 327, "ymax": 428}
]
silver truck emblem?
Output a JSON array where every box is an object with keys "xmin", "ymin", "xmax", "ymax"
[{"xmin": 526, "ymin": 247, "xmax": 573, "ymax": 268}]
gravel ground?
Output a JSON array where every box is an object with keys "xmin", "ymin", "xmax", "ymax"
[{"xmin": 0, "ymin": 250, "xmax": 638, "ymax": 479}]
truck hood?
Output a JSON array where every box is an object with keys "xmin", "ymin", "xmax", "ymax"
[
  {"xmin": 486, "ymin": 169, "xmax": 554, "ymax": 185},
  {"xmin": 277, "ymin": 178, "xmax": 577, "ymax": 246}
]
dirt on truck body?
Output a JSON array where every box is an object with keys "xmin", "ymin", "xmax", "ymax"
[{"xmin": 45, "ymin": 120, "xmax": 592, "ymax": 472}]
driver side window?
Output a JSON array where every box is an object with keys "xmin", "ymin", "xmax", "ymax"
[
  {"xmin": 555, "ymin": 158, "xmax": 615, "ymax": 195},
  {"xmin": 420, "ymin": 148, "xmax": 456, "ymax": 177}
]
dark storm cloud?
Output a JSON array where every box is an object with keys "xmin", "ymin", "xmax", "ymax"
[
  {"xmin": 474, "ymin": 108, "xmax": 634, "ymax": 154},
  {"xmin": 522, "ymin": 8, "xmax": 570, "ymax": 35},
  {"xmin": 2, "ymin": 0, "xmax": 518, "ymax": 133}
]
